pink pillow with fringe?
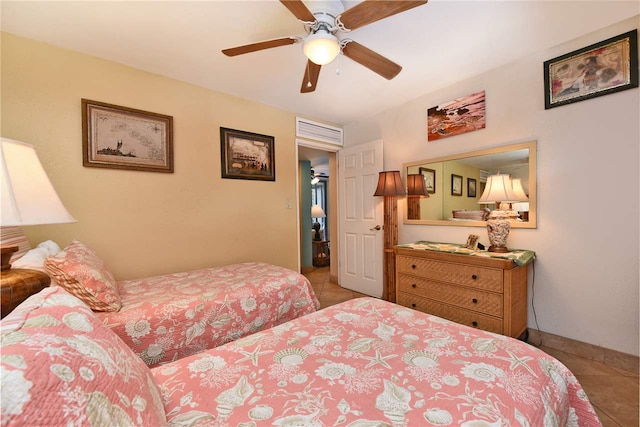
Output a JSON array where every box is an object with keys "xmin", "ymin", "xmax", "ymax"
[{"xmin": 44, "ymin": 240, "xmax": 121, "ymax": 312}]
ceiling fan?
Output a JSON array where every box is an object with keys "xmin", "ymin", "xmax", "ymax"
[{"xmin": 222, "ymin": 0, "xmax": 428, "ymax": 93}]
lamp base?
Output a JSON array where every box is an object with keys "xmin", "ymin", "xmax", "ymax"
[
  {"xmin": 312, "ymin": 222, "xmax": 322, "ymax": 241},
  {"xmin": 1, "ymin": 246, "xmax": 19, "ymax": 271},
  {"xmin": 486, "ymin": 217, "xmax": 511, "ymax": 254}
]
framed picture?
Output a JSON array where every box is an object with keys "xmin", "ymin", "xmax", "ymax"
[
  {"xmin": 465, "ymin": 234, "xmax": 480, "ymax": 250},
  {"xmin": 82, "ymin": 99, "xmax": 173, "ymax": 173},
  {"xmin": 467, "ymin": 178, "xmax": 477, "ymax": 198},
  {"xmin": 427, "ymin": 90, "xmax": 486, "ymax": 141},
  {"xmin": 451, "ymin": 174, "xmax": 463, "ymax": 196},
  {"xmin": 220, "ymin": 127, "xmax": 275, "ymax": 181},
  {"xmin": 544, "ymin": 30, "xmax": 638, "ymax": 109},
  {"xmin": 419, "ymin": 167, "xmax": 436, "ymax": 194}
]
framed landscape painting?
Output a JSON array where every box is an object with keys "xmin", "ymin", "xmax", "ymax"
[
  {"xmin": 427, "ymin": 91, "xmax": 486, "ymax": 141},
  {"xmin": 544, "ymin": 30, "xmax": 638, "ymax": 109},
  {"xmin": 220, "ymin": 127, "xmax": 275, "ymax": 181},
  {"xmin": 82, "ymin": 99, "xmax": 173, "ymax": 173}
]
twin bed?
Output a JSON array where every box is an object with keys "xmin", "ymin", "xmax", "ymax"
[
  {"xmin": 96, "ymin": 262, "xmax": 319, "ymax": 366},
  {"xmin": 0, "ymin": 234, "xmax": 602, "ymax": 425}
]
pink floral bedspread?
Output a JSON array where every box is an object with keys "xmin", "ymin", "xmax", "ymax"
[
  {"xmin": 96, "ymin": 262, "xmax": 319, "ymax": 368},
  {"xmin": 153, "ymin": 297, "xmax": 602, "ymax": 426}
]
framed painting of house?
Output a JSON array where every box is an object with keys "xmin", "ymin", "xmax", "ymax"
[
  {"xmin": 220, "ymin": 127, "xmax": 275, "ymax": 181},
  {"xmin": 82, "ymin": 99, "xmax": 173, "ymax": 173},
  {"xmin": 544, "ymin": 30, "xmax": 638, "ymax": 109}
]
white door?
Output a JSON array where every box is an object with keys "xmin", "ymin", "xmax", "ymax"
[{"xmin": 338, "ymin": 139, "xmax": 384, "ymax": 297}]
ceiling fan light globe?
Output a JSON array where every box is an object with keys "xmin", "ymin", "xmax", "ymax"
[{"xmin": 303, "ymin": 33, "xmax": 340, "ymax": 65}]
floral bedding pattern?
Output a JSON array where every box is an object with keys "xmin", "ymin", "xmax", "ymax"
[
  {"xmin": 1, "ymin": 287, "xmax": 167, "ymax": 426},
  {"xmin": 154, "ymin": 297, "xmax": 602, "ymax": 427},
  {"xmin": 96, "ymin": 262, "xmax": 319, "ymax": 368}
]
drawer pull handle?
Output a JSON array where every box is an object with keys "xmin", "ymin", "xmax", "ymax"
[
  {"xmin": 411, "ymin": 303, "xmax": 416, "ymax": 308},
  {"xmin": 471, "ymin": 274, "xmax": 478, "ymax": 280},
  {"xmin": 472, "ymin": 321, "xmax": 478, "ymax": 327},
  {"xmin": 472, "ymin": 298, "xmax": 478, "ymax": 304},
  {"xmin": 411, "ymin": 264, "xmax": 417, "ymax": 269},
  {"xmin": 411, "ymin": 284, "xmax": 417, "ymax": 288}
]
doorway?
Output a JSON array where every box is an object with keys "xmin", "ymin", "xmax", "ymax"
[{"xmin": 298, "ymin": 144, "xmax": 337, "ymax": 281}]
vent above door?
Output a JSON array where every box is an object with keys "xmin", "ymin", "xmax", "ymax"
[{"xmin": 296, "ymin": 117, "xmax": 343, "ymax": 147}]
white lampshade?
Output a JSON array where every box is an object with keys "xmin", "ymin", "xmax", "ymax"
[
  {"xmin": 510, "ymin": 178, "xmax": 529, "ymax": 202},
  {"xmin": 311, "ymin": 204, "xmax": 326, "ymax": 219},
  {"xmin": 1, "ymin": 138, "xmax": 76, "ymax": 226},
  {"xmin": 303, "ymin": 31, "xmax": 340, "ymax": 65},
  {"xmin": 478, "ymin": 174, "xmax": 520, "ymax": 204}
]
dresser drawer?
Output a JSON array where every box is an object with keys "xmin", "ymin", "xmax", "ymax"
[
  {"xmin": 398, "ymin": 292, "xmax": 503, "ymax": 334},
  {"xmin": 397, "ymin": 274, "xmax": 503, "ymax": 317},
  {"xmin": 397, "ymin": 256, "xmax": 503, "ymax": 292}
]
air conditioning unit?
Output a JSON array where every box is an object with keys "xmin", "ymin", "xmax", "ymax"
[{"xmin": 296, "ymin": 117, "xmax": 343, "ymax": 147}]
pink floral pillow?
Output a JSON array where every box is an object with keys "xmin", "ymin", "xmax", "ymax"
[
  {"xmin": 44, "ymin": 240, "xmax": 121, "ymax": 312},
  {"xmin": 0, "ymin": 286, "xmax": 167, "ymax": 426}
]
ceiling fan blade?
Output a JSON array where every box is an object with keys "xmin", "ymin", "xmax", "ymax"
[
  {"xmin": 280, "ymin": 0, "xmax": 316, "ymax": 22},
  {"xmin": 222, "ymin": 37, "xmax": 298, "ymax": 57},
  {"xmin": 342, "ymin": 41, "xmax": 402, "ymax": 80},
  {"xmin": 338, "ymin": 0, "xmax": 428, "ymax": 31},
  {"xmin": 301, "ymin": 60, "xmax": 321, "ymax": 93}
]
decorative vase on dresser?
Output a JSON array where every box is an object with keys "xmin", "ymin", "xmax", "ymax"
[{"xmin": 395, "ymin": 242, "xmax": 535, "ymax": 339}]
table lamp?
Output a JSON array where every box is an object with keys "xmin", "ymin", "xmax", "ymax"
[
  {"xmin": 477, "ymin": 173, "xmax": 519, "ymax": 253},
  {"xmin": 374, "ymin": 171, "xmax": 406, "ymax": 302},
  {"xmin": 406, "ymin": 173, "xmax": 429, "ymax": 220},
  {"xmin": 1, "ymin": 138, "xmax": 76, "ymax": 270},
  {"xmin": 311, "ymin": 204, "xmax": 326, "ymax": 241}
]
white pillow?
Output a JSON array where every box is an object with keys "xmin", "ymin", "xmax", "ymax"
[{"xmin": 12, "ymin": 240, "xmax": 61, "ymax": 285}]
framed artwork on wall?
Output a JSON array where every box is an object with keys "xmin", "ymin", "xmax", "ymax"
[
  {"xmin": 220, "ymin": 127, "xmax": 275, "ymax": 181},
  {"xmin": 419, "ymin": 167, "xmax": 436, "ymax": 194},
  {"xmin": 544, "ymin": 29, "xmax": 638, "ymax": 109},
  {"xmin": 451, "ymin": 174, "xmax": 463, "ymax": 196},
  {"xmin": 82, "ymin": 99, "xmax": 173, "ymax": 173},
  {"xmin": 467, "ymin": 178, "xmax": 477, "ymax": 198},
  {"xmin": 427, "ymin": 90, "xmax": 486, "ymax": 141}
]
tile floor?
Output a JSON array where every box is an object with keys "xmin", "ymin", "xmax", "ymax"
[{"xmin": 304, "ymin": 266, "xmax": 640, "ymax": 427}]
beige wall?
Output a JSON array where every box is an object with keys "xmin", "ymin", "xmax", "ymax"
[{"xmin": 1, "ymin": 33, "xmax": 304, "ymax": 279}]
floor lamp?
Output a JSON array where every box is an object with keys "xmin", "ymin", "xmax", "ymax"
[{"xmin": 373, "ymin": 171, "xmax": 405, "ymax": 302}]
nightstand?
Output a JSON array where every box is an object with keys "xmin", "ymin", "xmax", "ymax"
[{"xmin": 1, "ymin": 269, "xmax": 51, "ymax": 318}]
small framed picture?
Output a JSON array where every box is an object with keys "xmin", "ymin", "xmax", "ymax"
[
  {"xmin": 544, "ymin": 29, "xmax": 638, "ymax": 109},
  {"xmin": 419, "ymin": 167, "xmax": 436, "ymax": 194},
  {"xmin": 220, "ymin": 127, "xmax": 275, "ymax": 181},
  {"xmin": 467, "ymin": 178, "xmax": 477, "ymax": 198},
  {"xmin": 451, "ymin": 174, "xmax": 463, "ymax": 196},
  {"xmin": 465, "ymin": 234, "xmax": 480, "ymax": 250}
]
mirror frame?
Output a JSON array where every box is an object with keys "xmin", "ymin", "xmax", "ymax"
[{"xmin": 403, "ymin": 140, "xmax": 537, "ymax": 228}]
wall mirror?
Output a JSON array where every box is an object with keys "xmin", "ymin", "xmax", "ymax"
[{"xmin": 403, "ymin": 140, "xmax": 537, "ymax": 228}]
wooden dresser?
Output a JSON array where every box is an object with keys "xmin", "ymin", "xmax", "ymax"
[{"xmin": 395, "ymin": 245, "xmax": 532, "ymax": 339}]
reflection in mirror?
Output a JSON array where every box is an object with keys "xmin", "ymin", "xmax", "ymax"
[{"xmin": 403, "ymin": 141, "xmax": 536, "ymax": 228}]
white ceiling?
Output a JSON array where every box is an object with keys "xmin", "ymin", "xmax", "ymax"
[{"xmin": 2, "ymin": 1, "xmax": 638, "ymax": 127}]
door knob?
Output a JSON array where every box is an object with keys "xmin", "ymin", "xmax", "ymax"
[{"xmin": 370, "ymin": 225, "xmax": 381, "ymax": 231}]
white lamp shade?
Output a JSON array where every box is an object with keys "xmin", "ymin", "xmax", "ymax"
[
  {"xmin": 478, "ymin": 174, "xmax": 520, "ymax": 204},
  {"xmin": 303, "ymin": 32, "xmax": 340, "ymax": 65},
  {"xmin": 510, "ymin": 178, "xmax": 529, "ymax": 202},
  {"xmin": 311, "ymin": 204, "xmax": 326, "ymax": 219},
  {"xmin": 1, "ymin": 138, "xmax": 76, "ymax": 226}
]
